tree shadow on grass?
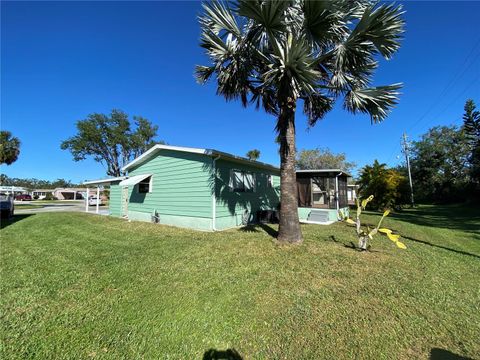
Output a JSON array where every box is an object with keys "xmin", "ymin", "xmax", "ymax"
[
  {"xmin": 430, "ymin": 348, "xmax": 473, "ymax": 360},
  {"xmin": 239, "ymin": 223, "xmax": 278, "ymax": 238},
  {"xmin": 0, "ymin": 214, "xmax": 35, "ymax": 230},
  {"xmin": 401, "ymin": 235, "xmax": 480, "ymax": 259},
  {"xmin": 388, "ymin": 204, "xmax": 480, "ymax": 234},
  {"xmin": 203, "ymin": 348, "xmax": 243, "ymax": 360}
]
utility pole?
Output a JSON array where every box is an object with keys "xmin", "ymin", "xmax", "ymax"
[{"xmin": 401, "ymin": 133, "xmax": 415, "ymax": 207}]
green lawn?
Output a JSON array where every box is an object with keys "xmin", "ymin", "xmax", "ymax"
[{"xmin": 1, "ymin": 205, "xmax": 479, "ymax": 359}]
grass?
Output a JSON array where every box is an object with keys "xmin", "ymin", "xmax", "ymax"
[{"xmin": 1, "ymin": 204, "xmax": 479, "ymax": 359}]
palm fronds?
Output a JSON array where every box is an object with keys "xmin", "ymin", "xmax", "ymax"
[{"xmin": 196, "ymin": 0, "xmax": 405, "ymax": 125}]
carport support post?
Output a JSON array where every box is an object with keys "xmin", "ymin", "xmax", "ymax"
[
  {"xmin": 96, "ymin": 186, "xmax": 100, "ymax": 214},
  {"xmin": 85, "ymin": 188, "xmax": 89, "ymax": 212}
]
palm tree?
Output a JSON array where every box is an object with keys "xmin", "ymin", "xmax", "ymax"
[
  {"xmin": 196, "ymin": 0, "xmax": 404, "ymax": 243},
  {"xmin": 246, "ymin": 149, "xmax": 261, "ymax": 161},
  {"xmin": 0, "ymin": 131, "xmax": 21, "ymax": 165}
]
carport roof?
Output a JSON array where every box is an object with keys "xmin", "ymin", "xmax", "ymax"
[{"xmin": 83, "ymin": 176, "xmax": 127, "ymax": 186}]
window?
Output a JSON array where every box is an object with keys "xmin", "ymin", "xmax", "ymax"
[
  {"xmin": 244, "ymin": 172, "xmax": 255, "ymax": 192},
  {"xmin": 232, "ymin": 170, "xmax": 244, "ymax": 192},
  {"xmin": 138, "ymin": 176, "xmax": 152, "ymax": 193},
  {"xmin": 267, "ymin": 175, "xmax": 273, "ymax": 188},
  {"xmin": 230, "ymin": 170, "xmax": 255, "ymax": 192}
]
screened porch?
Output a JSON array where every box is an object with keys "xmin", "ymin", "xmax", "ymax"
[{"xmin": 296, "ymin": 170, "xmax": 349, "ymax": 210}]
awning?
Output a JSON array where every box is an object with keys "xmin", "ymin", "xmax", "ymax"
[{"xmin": 119, "ymin": 174, "xmax": 152, "ymax": 186}]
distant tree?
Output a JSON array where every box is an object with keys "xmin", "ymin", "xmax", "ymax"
[
  {"xmin": 61, "ymin": 109, "xmax": 162, "ymax": 177},
  {"xmin": 410, "ymin": 125, "xmax": 470, "ymax": 203},
  {"xmin": 462, "ymin": 99, "xmax": 480, "ymax": 186},
  {"xmin": 0, "ymin": 174, "xmax": 8, "ymax": 185},
  {"xmin": 357, "ymin": 160, "xmax": 408, "ymax": 209},
  {"xmin": 246, "ymin": 149, "xmax": 260, "ymax": 161},
  {"xmin": 297, "ymin": 148, "xmax": 356, "ymax": 173},
  {"xmin": 196, "ymin": 0, "xmax": 404, "ymax": 243},
  {"xmin": 0, "ymin": 131, "xmax": 21, "ymax": 165},
  {"xmin": 0, "ymin": 175, "xmax": 81, "ymax": 189}
]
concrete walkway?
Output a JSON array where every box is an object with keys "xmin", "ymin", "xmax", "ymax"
[{"xmin": 14, "ymin": 201, "xmax": 109, "ymax": 215}]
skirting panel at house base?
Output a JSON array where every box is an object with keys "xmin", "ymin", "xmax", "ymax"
[{"xmin": 126, "ymin": 210, "xmax": 213, "ymax": 231}]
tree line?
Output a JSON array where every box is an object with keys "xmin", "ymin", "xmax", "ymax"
[
  {"xmin": 358, "ymin": 99, "xmax": 480, "ymax": 209},
  {"xmin": 0, "ymin": 175, "xmax": 81, "ymax": 190}
]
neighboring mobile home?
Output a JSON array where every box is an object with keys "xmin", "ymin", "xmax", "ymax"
[
  {"xmin": 296, "ymin": 169, "xmax": 351, "ymax": 224},
  {"xmin": 84, "ymin": 145, "xmax": 281, "ymax": 231}
]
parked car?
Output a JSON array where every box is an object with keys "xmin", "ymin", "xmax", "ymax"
[
  {"xmin": 0, "ymin": 193, "xmax": 14, "ymax": 218},
  {"xmin": 88, "ymin": 197, "xmax": 103, "ymax": 206},
  {"xmin": 15, "ymin": 194, "xmax": 32, "ymax": 201}
]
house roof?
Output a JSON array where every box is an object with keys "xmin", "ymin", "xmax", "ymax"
[
  {"xmin": 121, "ymin": 144, "xmax": 280, "ymax": 173},
  {"xmin": 296, "ymin": 169, "xmax": 351, "ymax": 177}
]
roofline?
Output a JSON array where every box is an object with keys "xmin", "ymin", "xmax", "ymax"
[
  {"xmin": 296, "ymin": 169, "xmax": 351, "ymax": 177},
  {"xmin": 121, "ymin": 144, "xmax": 280, "ymax": 172},
  {"xmin": 83, "ymin": 176, "xmax": 127, "ymax": 185}
]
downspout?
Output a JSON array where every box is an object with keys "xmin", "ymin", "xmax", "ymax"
[
  {"xmin": 335, "ymin": 172, "xmax": 343, "ymax": 212},
  {"xmin": 211, "ymin": 155, "xmax": 221, "ymax": 231}
]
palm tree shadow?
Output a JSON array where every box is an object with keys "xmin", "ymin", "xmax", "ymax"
[
  {"xmin": 239, "ymin": 223, "xmax": 278, "ymax": 238},
  {"xmin": 430, "ymin": 348, "xmax": 473, "ymax": 360},
  {"xmin": 402, "ymin": 235, "xmax": 480, "ymax": 259},
  {"xmin": 203, "ymin": 348, "xmax": 243, "ymax": 360}
]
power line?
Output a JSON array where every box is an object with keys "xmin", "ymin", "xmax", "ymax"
[
  {"xmin": 427, "ymin": 74, "xmax": 480, "ymax": 126},
  {"xmin": 408, "ymin": 38, "xmax": 480, "ymax": 132}
]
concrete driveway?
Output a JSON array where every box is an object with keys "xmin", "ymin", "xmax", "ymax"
[{"xmin": 14, "ymin": 201, "xmax": 109, "ymax": 215}]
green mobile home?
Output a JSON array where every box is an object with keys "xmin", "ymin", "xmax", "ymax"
[{"xmin": 84, "ymin": 145, "xmax": 280, "ymax": 231}]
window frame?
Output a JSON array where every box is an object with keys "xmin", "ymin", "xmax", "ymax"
[
  {"xmin": 267, "ymin": 175, "xmax": 273, "ymax": 188},
  {"xmin": 138, "ymin": 176, "xmax": 153, "ymax": 194},
  {"xmin": 230, "ymin": 169, "xmax": 256, "ymax": 193}
]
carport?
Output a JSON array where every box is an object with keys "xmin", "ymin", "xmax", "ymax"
[{"xmin": 82, "ymin": 176, "xmax": 126, "ymax": 214}]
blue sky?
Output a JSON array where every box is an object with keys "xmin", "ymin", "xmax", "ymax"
[{"xmin": 2, "ymin": 1, "xmax": 479, "ymax": 182}]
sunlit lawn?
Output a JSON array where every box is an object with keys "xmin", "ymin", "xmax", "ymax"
[{"xmin": 1, "ymin": 204, "xmax": 479, "ymax": 359}]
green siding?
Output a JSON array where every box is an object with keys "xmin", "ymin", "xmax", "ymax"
[
  {"xmin": 126, "ymin": 150, "xmax": 212, "ymax": 220},
  {"xmin": 214, "ymin": 159, "xmax": 280, "ymax": 230},
  {"xmin": 108, "ymin": 149, "xmax": 282, "ymax": 231},
  {"xmin": 108, "ymin": 183, "xmax": 122, "ymax": 217}
]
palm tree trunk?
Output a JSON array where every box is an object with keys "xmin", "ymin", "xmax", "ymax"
[{"xmin": 277, "ymin": 97, "xmax": 303, "ymax": 244}]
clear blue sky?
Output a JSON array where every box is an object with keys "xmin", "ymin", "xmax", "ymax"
[{"xmin": 2, "ymin": 1, "xmax": 479, "ymax": 182}]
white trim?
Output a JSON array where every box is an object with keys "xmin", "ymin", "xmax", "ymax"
[
  {"xmin": 96, "ymin": 187, "xmax": 100, "ymax": 214},
  {"xmin": 122, "ymin": 145, "xmax": 209, "ymax": 171},
  {"xmin": 121, "ymin": 144, "xmax": 280, "ymax": 173},
  {"xmin": 212, "ymin": 155, "xmax": 221, "ymax": 231}
]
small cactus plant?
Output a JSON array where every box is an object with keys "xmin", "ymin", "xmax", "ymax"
[{"xmin": 340, "ymin": 195, "xmax": 406, "ymax": 251}]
